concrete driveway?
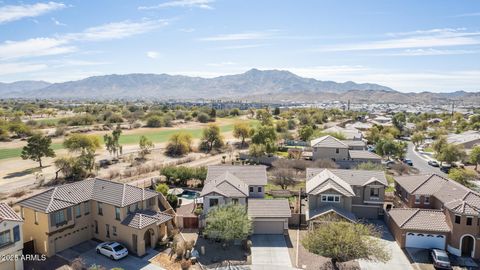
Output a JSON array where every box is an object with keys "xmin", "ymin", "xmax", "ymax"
[
  {"xmin": 358, "ymin": 221, "xmax": 413, "ymax": 270},
  {"xmin": 57, "ymin": 240, "xmax": 163, "ymax": 270},
  {"xmin": 251, "ymin": 235, "xmax": 293, "ymax": 269}
]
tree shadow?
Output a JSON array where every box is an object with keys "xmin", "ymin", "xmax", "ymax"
[{"xmin": 4, "ymin": 166, "xmax": 50, "ymax": 179}]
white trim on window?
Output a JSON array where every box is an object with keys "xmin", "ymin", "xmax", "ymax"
[
  {"xmin": 415, "ymin": 195, "xmax": 421, "ymax": 204},
  {"xmin": 321, "ymin": 194, "xmax": 341, "ymax": 203},
  {"xmin": 424, "ymin": 195, "xmax": 430, "ymax": 204}
]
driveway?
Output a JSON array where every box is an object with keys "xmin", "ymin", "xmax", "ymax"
[
  {"xmin": 251, "ymin": 235, "xmax": 294, "ymax": 269},
  {"xmin": 358, "ymin": 220, "xmax": 413, "ymax": 270},
  {"xmin": 57, "ymin": 240, "xmax": 163, "ymax": 270}
]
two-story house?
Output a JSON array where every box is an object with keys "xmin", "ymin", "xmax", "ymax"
[
  {"xmin": 310, "ymin": 135, "xmax": 381, "ymax": 168},
  {"xmin": 306, "ymin": 168, "xmax": 388, "ymax": 226},
  {"xmin": 17, "ymin": 178, "xmax": 175, "ymax": 258},
  {"xmin": 200, "ymin": 165, "xmax": 291, "ymax": 235},
  {"xmin": 389, "ymin": 174, "xmax": 480, "ymax": 259},
  {"xmin": 0, "ymin": 203, "xmax": 23, "ymax": 270}
]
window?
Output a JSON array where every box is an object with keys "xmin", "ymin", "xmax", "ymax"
[
  {"xmin": 115, "ymin": 207, "xmax": 121, "ymax": 220},
  {"xmin": 94, "ymin": 220, "xmax": 98, "ymax": 234},
  {"xmin": 20, "ymin": 207, "xmax": 24, "ymax": 219},
  {"xmin": 415, "ymin": 195, "xmax": 421, "ymax": 204},
  {"xmin": 370, "ymin": 188, "xmax": 379, "ymax": 198},
  {"xmin": 467, "ymin": 217, "xmax": 473, "ymax": 226},
  {"xmin": 53, "ymin": 210, "xmax": 66, "ymax": 226},
  {"xmin": 455, "ymin": 215, "xmax": 461, "ymax": 224},
  {"xmin": 148, "ymin": 198, "xmax": 155, "ymax": 207},
  {"xmin": 135, "ymin": 202, "xmax": 140, "ymax": 211},
  {"xmin": 75, "ymin": 204, "xmax": 81, "ymax": 218},
  {"xmin": 97, "ymin": 202, "xmax": 103, "ymax": 215},
  {"xmin": 424, "ymin": 196, "xmax": 430, "ymax": 204},
  {"xmin": 232, "ymin": 198, "xmax": 239, "ymax": 204},
  {"xmin": 249, "ymin": 187, "xmax": 253, "ymax": 193},
  {"xmin": 0, "ymin": 230, "xmax": 11, "ymax": 247},
  {"xmin": 335, "ymin": 148, "xmax": 339, "ymax": 154},
  {"xmin": 84, "ymin": 201, "xmax": 90, "ymax": 215},
  {"xmin": 34, "ymin": 211, "xmax": 39, "ymax": 224},
  {"xmin": 209, "ymin": 198, "xmax": 219, "ymax": 207},
  {"xmin": 13, "ymin": 225, "xmax": 20, "ymax": 242},
  {"xmin": 257, "ymin": 187, "xmax": 262, "ymax": 192},
  {"xmin": 106, "ymin": 224, "xmax": 110, "ymax": 238},
  {"xmin": 113, "ymin": 226, "xmax": 117, "ymax": 236},
  {"xmin": 321, "ymin": 195, "xmax": 340, "ymax": 203}
]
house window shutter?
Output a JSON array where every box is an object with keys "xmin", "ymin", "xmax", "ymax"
[
  {"xmin": 66, "ymin": 208, "xmax": 72, "ymax": 221},
  {"xmin": 13, "ymin": 225, "xmax": 20, "ymax": 242},
  {"xmin": 50, "ymin": 212, "xmax": 55, "ymax": 225}
]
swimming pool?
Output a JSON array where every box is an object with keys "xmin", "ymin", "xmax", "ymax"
[{"xmin": 180, "ymin": 190, "xmax": 200, "ymax": 200}]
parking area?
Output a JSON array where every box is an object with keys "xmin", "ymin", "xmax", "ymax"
[
  {"xmin": 358, "ymin": 220, "xmax": 413, "ymax": 270},
  {"xmin": 251, "ymin": 234, "xmax": 293, "ymax": 269},
  {"xmin": 57, "ymin": 240, "xmax": 163, "ymax": 270},
  {"xmin": 406, "ymin": 248, "xmax": 478, "ymax": 270}
]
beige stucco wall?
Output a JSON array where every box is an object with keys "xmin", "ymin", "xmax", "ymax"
[
  {"xmin": 203, "ymin": 194, "xmax": 246, "ymax": 213},
  {"xmin": 308, "ymin": 191, "xmax": 352, "ymax": 213},
  {"xmin": 312, "ymin": 147, "xmax": 349, "ymax": 161},
  {"xmin": 22, "ymin": 207, "xmax": 51, "ymax": 256}
]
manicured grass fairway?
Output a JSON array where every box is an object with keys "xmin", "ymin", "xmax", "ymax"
[{"xmin": 0, "ymin": 120, "xmax": 256, "ymax": 160}]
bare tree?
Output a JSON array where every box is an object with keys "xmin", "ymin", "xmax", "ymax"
[{"xmin": 271, "ymin": 168, "xmax": 296, "ymax": 189}]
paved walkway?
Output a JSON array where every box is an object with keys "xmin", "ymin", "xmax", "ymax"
[
  {"xmin": 251, "ymin": 235, "xmax": 294, "ymax": 269},
  {"xmin": 358, "ymin": 221, "xmax": 413, "ymax": 270}
]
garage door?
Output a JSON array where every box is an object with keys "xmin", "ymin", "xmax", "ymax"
[
  {"xmin": 405, "ymin": 232, "xmax": 445, "ymax": 249},
  {"xmin": 253, "ymin": 220, "xmax": 284, "ymax": 234},
  {"xmin": 54, "ymin": 226, "xmax": 91, "ymax": 253}
]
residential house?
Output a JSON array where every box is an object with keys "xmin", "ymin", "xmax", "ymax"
[
  {"xmin": 389, "ymin": 174, "xmax": 480, "ymax": 258},
  {"xmin": 447, "ymin": 130, "xmax": 480, "ymax": 152},
  {"xmin": 17, "ymin": 178, "xmax": 175, "ymax": 257},
  {"xmin": 310, "ymin": 135, "xmax": 381, "ymax": 168},
  {"xmin": 322, "ymin": 126, "xmax": 363, "ymax": 140},
  {"xmin": 200, "ymin": 165, "xmax": 292, "ymax": 235},
  {"xmin": 306, "ymin": 168, "xmax": 388, "ymax": 226},
  {"xmin": 0, "ymin": 203, "xmax": 23, "ymax": 270}
]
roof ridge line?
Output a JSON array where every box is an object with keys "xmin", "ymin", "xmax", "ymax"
[
  {"xmin": 46, "ymin": 187, "xmax": 59, "ymax": 212},
  {"xmin": 121, "ymin": 183, "xmax": 126, "ymax": 207},
  {"xmin": 410, "ymin": 174, "xmax": 435, "ymax": 194},
  {"xmin": 400, "ymin": 208, "xmax": 420, "ymax": 227}
]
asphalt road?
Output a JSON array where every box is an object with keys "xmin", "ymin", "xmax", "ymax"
[{"xmin": 405, "ymin": 142, "xmax": 447, "ymax": 177}]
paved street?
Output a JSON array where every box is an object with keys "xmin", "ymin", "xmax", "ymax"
[
  {"xmin": 251, "ymin": 235, "xmax": 294, "ymax": 269},
  {"xmin": 358, "ymin": 221, "xmax": 413, "ymax": 270},
  {"xmin": 405, "ymin": 142, "xmax": 447, "ymax": 177}
]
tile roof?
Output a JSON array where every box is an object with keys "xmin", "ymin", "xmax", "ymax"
[
  {"xmin": 206, "ymin": 165, "xmax": 267, "ymax": 186},
  {"xmin": 307, "ymin": 168, "xmax": 388, "ymax": 187},
  {"xmin": 307, "ymin": 204, "xmax": 357, "ymax": 222},
  {"xmin": 200, "ymin": 172, "xmax": 249, "ymax": 197},
  {"xmin": 17, "ymin": 178, "xmax": 159, "ymax": 213},
  {"xmin": 248, "ymin": 199, "xmax": 291, "ymax": 218},
  {"xmin": 0, "ymin": 203, "xmax": 23, "ymax": 223},
  {"xmin": 322, "ymin": 126, "xmax": 362, "ymax": 140},
  {"xmin": 306, "ymin": 169, "xmax": 355, "ymax": 196},
  {"xmin": 447, "ymin": 131, "xmax": 480, "ymax": 146},
  {"xmin": 389, "ymin": 208, "xmax": 450, "ymax": 232},
  {"xmin": 121, "ymin": 210, "xmax": 173, "ymax": 229},
  {"xmin": 311, "ymin": 135, "xmax": 348, "ymax": 148},
  {"xmin": 342, "ymin": 140, "xmax": 366, "ymax": 148},
  {"xmin": 348, "ymin": 150, "xmax": 382, "ymax": 160},
  {"xmin": 395, "ymin": 174, "xmax": 449, "ymax": 195}
]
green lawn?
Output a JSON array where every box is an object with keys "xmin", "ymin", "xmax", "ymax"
[{"xmin": 0, "ymin": 120, "xmax": 255, "ymax": 160}]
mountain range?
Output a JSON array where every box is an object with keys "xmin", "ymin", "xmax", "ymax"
[{"xmin": 0, "ymin": 69, "xmax": 478, "ymax": 104}]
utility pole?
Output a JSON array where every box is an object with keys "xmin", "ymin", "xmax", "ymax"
[{"xmin": 451, "ymin": 101, "xmax": 455, "ymax": 118}]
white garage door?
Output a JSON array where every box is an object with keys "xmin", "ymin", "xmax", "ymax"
[
  {"xmin": 405, "ymin": 232, "xmax": 445, "ymax": 249},
  {"xmin": 253, "ymin": 220, "xmax": 284, "ymax": 234}
]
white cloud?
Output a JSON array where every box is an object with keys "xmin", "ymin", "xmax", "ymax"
[
  {"xmin": 378, "ymin": 48, "xmax": 477, "ymax": 56},
  {"xmin": 216, "ymin": 44, "xmax": 269, "ymax": 50},
  {"xmin": 0, "ymin": 2, "xmax": 65, "ymax": 24},
  {"xmin": 139, "ymin": 0, "xmax": 214, "ymax": 10},
  {"xmin": 200, "ymin": 31, "xmax": 276, "ymax": 41},
  {"xmin": 0, "ymin": 38, "xmax": 75, "ymax": 60},
  {"xmin": 451, "ymin": 12, "xmax": 480, "ymax": 18},
  {"xmin": 319, "ymin": 28, "xmax": 480, "ymax": 52},
  {"xmin": 51, "ymin": 17, "xmax": 66, "ymax": 26},
  {"xmin": 146, "ymin": 51, "xmax": 161, "ymax": 59},
  {"xmin": 66, "ymin": 19, "xmax": 168, "ymax": 41},
  {"xmin": 0, "ymin": 62, "xmax": 47, "ymax": 75}
]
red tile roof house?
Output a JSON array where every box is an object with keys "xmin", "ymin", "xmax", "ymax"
[
  {"xmin": 199, "ymin": 165, "xmax": 291, "ymax": 235},
  {"xmin": 388, "ymin": 174, "xmax": 480, "ymax": 259},
  {"xmin": 306, "ymin": 168, "xmax": 388, "ymax": 225}
]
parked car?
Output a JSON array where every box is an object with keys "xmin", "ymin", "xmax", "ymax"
[
  {"xmin": 428, "ymin": 160, "xmax": 440, "ymax": 167},
  {"xmin": 384, "ymin": 160, "xmax": 396, "ymax": 169},
  {"xmin": 440, "ymin": 164, "xmax": 452, "ymax": 173},
  {"xmin": 96, "ymin": 242, "xmax": 128, "ymax": 260},
  {"xmin": 403, "ymin": 159, "xmax": 413, "ymax": 166},
  {"xmin": 430, "ymin": 249, "xmax": 451, "ymax": 269}
]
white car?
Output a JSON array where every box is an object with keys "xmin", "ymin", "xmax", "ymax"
[{"xmin": 96, "ymin": 242, "xmax": 128, "ymax": 260}]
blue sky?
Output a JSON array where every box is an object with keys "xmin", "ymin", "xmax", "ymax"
[{"xmin": 0, "ymin": 0, "xmax": 479, "ymax": 92}]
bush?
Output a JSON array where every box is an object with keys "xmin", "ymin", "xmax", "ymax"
[
  {"xmin": 146, "ymin": 116, "xmax": 163, "ymax": 127},
  {"xmin": 197, "ymin": 112, "xmax": 210, "ymax": 123},
  {"xmin": 167, "ymin": 194, "xmax": 178, "ymax": 209},
  {"xmin": 156, "ymin": 183, "xmax": 169, "ymax": 196},
  {"xmin": 160, "ymin": 166, "xmax": 207, "ymax": 186}
]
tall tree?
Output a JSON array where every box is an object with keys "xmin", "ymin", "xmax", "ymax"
[
  {"xmin": 435, "ymin": 143, "xmax": 465, "ymax": 166},
  {"xmin": 199, "ymin": 124, "xmax": 224, "ymax": 152},
  {"xmin": 298, "ymin": 125, "xmax": 314, "ymax": 141},
  {"xmin": 21, "ymin": 133, "xmax": 55, "ymax": 167},
  {"xmin": 166, "ymin": 132, "xmax": 192, "ymax": 157},
  {"xmin": 411, "ymin": 132, "xmax": 425, "ymax": 150},
  {"xmin": 448, "ymin": 168, "xmax": 477, "ymax": 188},
  {"xmin": 103, "ymin": 126, "xmax": 122, "ymax": 158},
  {"xmin": 233, "ymin": 123, "xmax": 251, "ymax": 147},
  {"xmin": 469, "ymin": 146, "xmax": 480, "ymax": 171}
]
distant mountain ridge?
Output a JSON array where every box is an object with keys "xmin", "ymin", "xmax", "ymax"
[{"xmin": 0, "ymin": 69, "xmax": 478, "ymax": 104}]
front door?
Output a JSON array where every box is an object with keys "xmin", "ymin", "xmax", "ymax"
[{"xmin": 461, "ymin": 235, "xmax": 474, "ymax": 257}]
